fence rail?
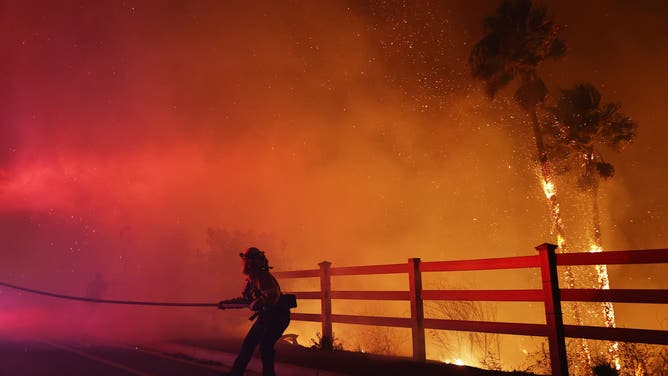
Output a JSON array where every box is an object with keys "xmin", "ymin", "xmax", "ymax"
[{"xmin": 274, "ymin": 244, "xmax": 668, "ymax": 375}]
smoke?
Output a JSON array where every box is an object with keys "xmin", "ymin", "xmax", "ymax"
[{"xmin": 0, "ymin": 0, "xmax": 666, "ymax": 369}]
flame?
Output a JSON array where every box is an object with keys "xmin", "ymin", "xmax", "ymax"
[
  {"xmin": 588, "ymin": 244, "xmax": 603, "ymax": 253},
  {"xmin": 442, "ymin": 358, "xmax": 466, "ymax": 366},
  {"xmin": 536, "ymin": 169, "xmax": 594, "ymax": 370},
  {"xmin": 589, "ymin": 244, "xmax": 621, "ymax": 370},
  {"xmin": 541, "ymin": 179, "xmax": 556, "ymax": 199},
  {"xmin": 557, "ymin": 234, "xmax": 566, "ymax": 249}
]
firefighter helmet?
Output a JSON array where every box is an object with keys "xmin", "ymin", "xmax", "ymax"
[{"xmin": 240, "ymin": 247, "xmax": 270, "ymax": 272}]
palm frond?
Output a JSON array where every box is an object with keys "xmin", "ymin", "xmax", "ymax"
[
  {"xmin": 548, "ymin": 38, "xmax": 567, "ymax": 59},
  {"xmin": 546, "ymin": 82, "xmax": 637, "ymax": 185},
  {"xmin": 469, "ymin": 36, "xmax": 517, "ymax": 97},
  {"xmin": 469, "ymin": 0, "xmax": 565, "ymax": 98},
  {"xmin": 603, "ymin": 114, "xmax": 637, "ymax": 151}
]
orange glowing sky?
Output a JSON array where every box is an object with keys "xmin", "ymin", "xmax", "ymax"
[{"xmin": 0, "ymin": 0, "xmax": 667, "ymax": 357}]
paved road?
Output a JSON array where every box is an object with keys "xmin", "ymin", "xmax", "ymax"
[{"xmin": 0, "ymin": 339, "xmax": 234, "ymax": 376}]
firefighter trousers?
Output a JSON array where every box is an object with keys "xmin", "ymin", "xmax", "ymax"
[{"xmin": 230, "ymin": 308, "xmax": 290, "ymax": 376}]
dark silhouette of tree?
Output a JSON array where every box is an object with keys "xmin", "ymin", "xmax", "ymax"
[
  {"xmin": 546, "ymin": 84, "xmax": 636, "ymax": 249},
  {"xmin": 468, "ymin": 0, "xmax": 568, "ymax": 251},
  {"xmin": 469, "ymin": 0, "xmax": 565, "ymax": 100},
  {"xmin": 469, "ymin": 0, "xmax": 594, "ymax": 371},
  {"xmin": 545, "ymin": 84, "xmax": 637, "ymax": 368}
]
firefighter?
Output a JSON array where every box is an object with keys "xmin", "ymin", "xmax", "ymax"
[{"xmin": 219, "ymin": 247, "xmax": 291, "ymax": 376}]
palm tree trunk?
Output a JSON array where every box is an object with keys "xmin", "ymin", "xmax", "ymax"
[
  {"xmin": 528, "ymin": 108, "xmax": 569, "ymax": 260},
  {"xmin": 588, "ymin": 153, "xmax": 617, "ymax": 327},
  {"xmin": 589, "ymin": 163, "xmax": 620, "ymax": 368},
  {"xmin": 528, "ymin": 107, "xmax": 593, "ymax": 372}
]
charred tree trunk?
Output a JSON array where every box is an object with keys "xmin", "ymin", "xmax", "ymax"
[
  {"xmin": 528, "ymin": 106, "xmax": 593, "ymax": 372},
  {"xmin": 588, "ymin": 152, "xmax": 620, "ymax": 368}
]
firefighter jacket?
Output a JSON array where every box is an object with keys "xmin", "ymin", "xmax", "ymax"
[{"xmin": 242, "ymin": 271, "xmax": 282, "ymax": 312}]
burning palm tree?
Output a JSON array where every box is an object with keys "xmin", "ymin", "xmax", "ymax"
[
  {"xmin": 545, "ymin": 83, "xmax": 637, "ymax": 369},
  {"xmin": 468, "ymin": 0, "xmax": 567, "ymax": 249},
  {"xmin": 468, "ymin": 0, "xmax": 593, "ymax": 371},
  {"xmin": 546, "ymin": 83, "xmax": 636, "ymax": 247}
]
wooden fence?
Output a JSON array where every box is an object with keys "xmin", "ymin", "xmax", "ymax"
[{"xmin": 273, "ymin": 243, "xmax": 668, "ymax": 375}]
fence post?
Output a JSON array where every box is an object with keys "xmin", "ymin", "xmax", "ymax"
[
  {"xmin": 408, "ymin": 257, "xmax": 426, "ymax": 361},
  {"xmin": 536, "ymin": 243, "xmax": 568, "ymax": 376},
  {"xmin": 319, "ymin": 261, "xmax": 333, "ymax": 350}
]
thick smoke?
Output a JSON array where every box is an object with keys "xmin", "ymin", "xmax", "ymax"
[{"xmin": 0, "ymin": 0, "xmax": 666, "ymax": 369}]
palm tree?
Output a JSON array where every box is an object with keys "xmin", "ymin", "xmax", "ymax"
[
  {"xmin": 468, "ymin": 0, "xmax": 594, "ymax": 370},
  {"xmin": 546, "ymin": 84, "xmax": 637, "ymax": 366},
  {"xmin": 468, "ymin": 0, "xmax": 568, "ymax": 250},
  {"xmin": 547, "ymin": 84, "xmax": 636, "ymax": 249},
  {"xmin": 469, "ymin": 0, "xmax": 565, "ymax": 155}
]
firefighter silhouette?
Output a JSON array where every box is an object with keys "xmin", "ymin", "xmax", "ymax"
[{"xmin": 219, "ymin": 247, "xmax": 292, "ymax": 376}]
